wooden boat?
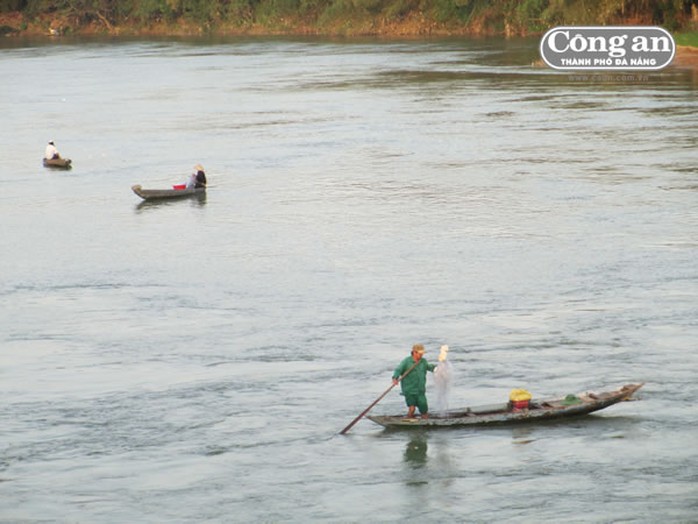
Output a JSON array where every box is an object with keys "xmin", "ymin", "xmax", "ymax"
[
  {"xmin": 367, "ymin": 383, "xmax": 644, "ymax": 429},
  {"xmin": 131, "ymin": 184, "xmax": 205, "ymax": 201},
  {"xmin": 43, "ymin": 157, "xmax": 72, "ymax": 169}
]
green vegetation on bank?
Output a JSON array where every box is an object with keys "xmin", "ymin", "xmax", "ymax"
[
  {"xmin": 0, "ymin": 0, "xmax": 696, "ymax": 36},
  {"xmin": 674, "ymin": 30, "xmax": 698, "ymax": 46}
]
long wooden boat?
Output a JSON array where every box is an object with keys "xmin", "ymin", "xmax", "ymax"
[
  {"xmin": 367, "ymin": 383, "xmax": 644, "ymax": 429},
  {"xmin": 43, "ymin": 157, "xmax": 72, "ymax": 169},
  {"xmin": 131, "ymin": 184, "xmax": 205, "ymax": 201}
]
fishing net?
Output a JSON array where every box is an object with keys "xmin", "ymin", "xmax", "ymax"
[{"xmin": 433, "ymin": 349, "xmax": 453, "ymax": 413}]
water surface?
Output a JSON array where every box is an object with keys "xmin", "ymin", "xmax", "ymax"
[{"xmin": 1, "ymin": 36, "xmax": 696, "ymax": 522}]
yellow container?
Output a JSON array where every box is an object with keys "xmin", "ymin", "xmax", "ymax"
[{"xmin": 509, "ymin": 389, "xmax": 533, "ymax": 402}]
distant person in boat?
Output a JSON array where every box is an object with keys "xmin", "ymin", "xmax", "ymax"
[
  {"xmin": 392, "ymin": 344, "xmax": 436, "ymax": 419},
  {"xmin": 44, "ymin": 140, "xmax": 60, "ymax": 160},
  {"xmin": 186, "ymin": 164, "xmax": 207, "ymax": 189}
]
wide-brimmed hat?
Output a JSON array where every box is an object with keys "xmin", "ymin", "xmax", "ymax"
[
  {"xmin": 412, "ymin": 344, "xmax": 425, "ymax": 355},
  {"xmin": 194, "ymin": 164, "xmax": 204, "ymax": 172}
]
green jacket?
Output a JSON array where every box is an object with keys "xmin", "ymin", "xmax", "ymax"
[{"xmin": 393, "ymin": 356, "xmax": 435, "ymax": 396}]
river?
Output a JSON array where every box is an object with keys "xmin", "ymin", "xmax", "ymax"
[{"xmin": 1, "ymin": 36, "xmax": 696, "ymax": 522}]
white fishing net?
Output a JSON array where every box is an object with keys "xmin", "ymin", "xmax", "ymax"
[{"xmin": 433, "ymin": 345, "xmax": 453, "ymax": 412}]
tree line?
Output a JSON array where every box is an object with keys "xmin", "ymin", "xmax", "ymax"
[{"xmin": 0, "ymin": 0, "xmax": 695, "ymax": 35}]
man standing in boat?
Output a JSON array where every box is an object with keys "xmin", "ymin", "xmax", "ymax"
[
  {"xmin": 44, "ymin": 140, "xmax": 60, "ymax": 160},
  {"xmin": 392, "ymin": 344, "xmax": 436, "ymax": 419}
]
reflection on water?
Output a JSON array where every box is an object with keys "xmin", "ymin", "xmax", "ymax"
[
  {"xmin": 402, "ymin": 433, "xmax": 430, "ymax": 491},
  {"xmin": 404, "ymin": 433, "xmax": 428, "ymax": 468},
  {"xmin": 511, "ymin": 425, "xmax": 536, "ymax": 445}
]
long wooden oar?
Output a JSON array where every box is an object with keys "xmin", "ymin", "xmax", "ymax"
[{"xmin": 339, "ymin": 360, "xmax": 419, "ymax": 435}]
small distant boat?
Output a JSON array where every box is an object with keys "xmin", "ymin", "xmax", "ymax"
[
  {"xmin": 367, "ymin": 383, "xmax": 644, "ymax": 429},
  {"xmin": 131, "ymin": 184, "xmax": 205, "ymax": 201},
  {"xmin": 43, "ymin": 157, "xmax": 72, "ymax": 169}
]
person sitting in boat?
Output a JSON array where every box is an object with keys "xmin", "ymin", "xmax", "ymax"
[
  {"xmin": 44, "ymin": 140, "xmax": 60, "ymax": 160},
  {"xmin": 392, "ymin": 344, "xmax": 436, "ymax": 419},
  {"xmin": 185, "ymin": 164, "xmax": 207, "ymax": 189}
]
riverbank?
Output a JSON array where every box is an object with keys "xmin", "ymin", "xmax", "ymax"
[
  {"xmin": 1, "ymin": 6, "xmax": 697, "ymax": 39},
  {"xmin": 675, "ymin": 45, "xmax": 698, "ymax": 68},
  {"xmin": 2, "ymin": 10, "xmax": 697, "ymax": 70},
  {"xmin": 0, "ymin": 10, "xmax": 508, "ymax": 38}
]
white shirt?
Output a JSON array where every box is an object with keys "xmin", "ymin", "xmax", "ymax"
[
  {"xmin": 45, "ymin": 144, "xmax": 58, "ymax": 160},
  {"xmin": 185, "ymin": 172, "xmax": 197, "ymax": 189}
]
